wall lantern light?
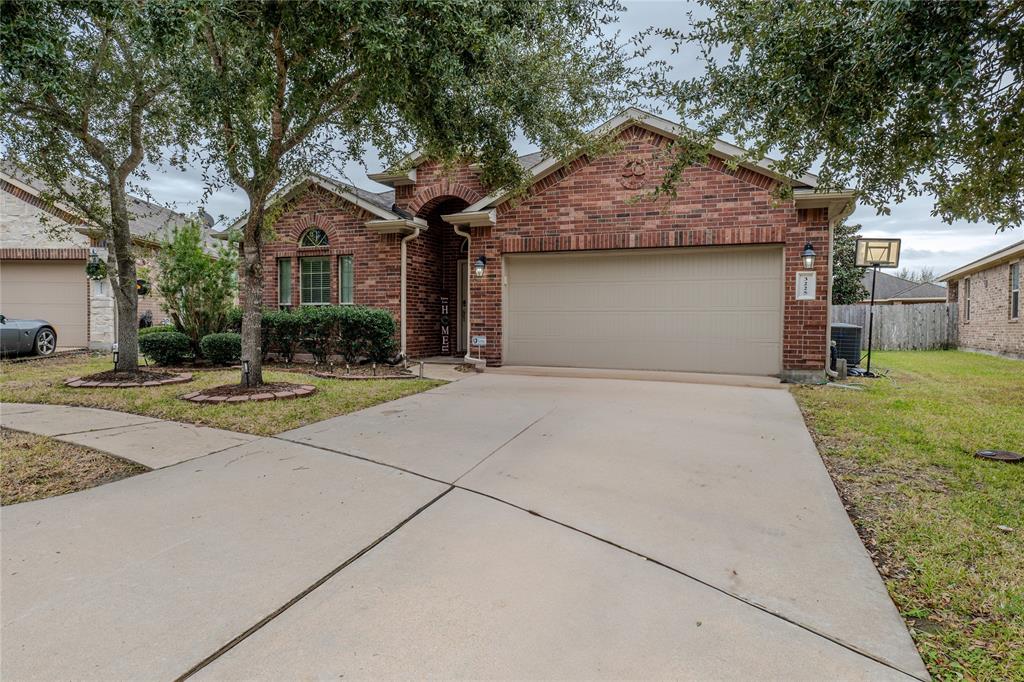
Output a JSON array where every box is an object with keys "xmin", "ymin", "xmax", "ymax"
[
  {"xmin": 474, "ymin": 255, "xmax": 488, "ymax": 277},
  {"xmin": 801, "ymin": 242, "xmax": 817, "ymax": 269}
]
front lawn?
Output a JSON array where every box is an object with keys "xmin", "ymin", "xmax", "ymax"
[
  {"xmin": 793, "ymin": 351, "xmax": 1023, "ymax": 681},
  {"xmin": 1, "ymin": 428, "xmax": 148, "ymax": 505},
  {"xmin": 0, "ymin": 355, "xmax": 443, "ymax": 436}
]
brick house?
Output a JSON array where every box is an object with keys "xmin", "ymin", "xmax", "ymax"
[
  {"xmin": 940, "ymin": 240, "xmax": 1023, "ymax": 360},
  {"xmin": 0, "ymin": 164, "xmax": 197, "ymax": 350},
  {"xmin": 230, "ymin": 109, "xmax": 855, "ymax": 381}
]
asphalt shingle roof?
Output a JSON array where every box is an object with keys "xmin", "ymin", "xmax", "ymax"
[{"xmin": 860, "ymin": 270, "xmax": 946, "ymax": 300}]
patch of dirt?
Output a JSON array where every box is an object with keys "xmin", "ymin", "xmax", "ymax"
[
  {"xmin": 196, "ymin": 382, "xmax": 301, "ymax": 397},
  {"xmin": 80, "ymin": 369, "xmax": 182, "ymax": 382},
  {"xmin": 310, "ymin": 364, "xmax": 414, "ymax": 379}
]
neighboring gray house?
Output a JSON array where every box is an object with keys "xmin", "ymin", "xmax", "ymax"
[
  {"xmin": 0, "ymin": 164, "xmax": 202, "ymax": 349},
  {"xmin": 858, "ymin": 270, "xmax": 947, "ymax": 305}
]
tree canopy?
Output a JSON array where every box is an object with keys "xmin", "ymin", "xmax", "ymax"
[
  {"xmin": 184, "ymin": 0, "xmax": 638, "ymax": 385},
  {"xmin": 656, "ymin": 0, "xmax": 1023, "ymax": 231},
  {"xmin": 0, "ymin": 0, "xmax": 189, "ymax": 369}
]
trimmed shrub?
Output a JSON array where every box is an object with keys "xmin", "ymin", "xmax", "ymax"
[
  {"xmin": 138, "ymin": 331, "xmax": 191, "ymax": 366},
  {"xmin": 226, "ymin": 306, "xmax": 243, "ymax": 332},
  {"xmin": 297, "ymin": 306, "xmax": 342, "ymax": 364},
  {"xmin": 139, "ymin": 324, "xmax": 176, "ymax": 337},
  {"xmin": 264, "ymin": 309, "xmax": 303, "ymax": 363},
  {"xmin": 199, "ymin": 333, "xmax": 242, "ymax": 366},
  {"xmin": 337, "ymin": 306, "xmax": 397, "ymax": 362}
]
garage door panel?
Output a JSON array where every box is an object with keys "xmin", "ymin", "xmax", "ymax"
[
  {"xmin": 0, "ymin": 261, "xmax": 88, "ymax": 347},
  {"xmin": 504, "ymin": 248, "xmax": 782, "ymax": 375}
]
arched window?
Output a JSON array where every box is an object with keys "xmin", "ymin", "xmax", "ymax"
[{"xmin": 299, "ymin": 228, "xmax": 329, "ymax": 247}]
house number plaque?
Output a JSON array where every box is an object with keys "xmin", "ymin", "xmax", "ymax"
[{"xmin": 795, "ymin": 271, "xmax": 816, "ymax": 300}]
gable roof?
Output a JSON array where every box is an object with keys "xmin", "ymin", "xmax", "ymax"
[
  {"xmin": 1, "ymin": 162, "xmax": 191, "ymax": 246},
  {"xmin": 222, "ymin": 173, "xmax": 401, "ymax": 235},
  {"xmin": 459, "ymin": 108, "xmax": 827, "ymax": 214},
  {"xmin": 860, "ymin": 270, "xmax": 946, "ymax": 301},
  {"xmin": 939, "ymin": 240, "xmax": 1024, "ymax": 282}
]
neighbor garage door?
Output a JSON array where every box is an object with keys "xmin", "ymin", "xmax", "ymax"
[
  {"xmin": 504, "ymin": 246, "xmax": 782, "ymax": 375},
  {"xmin": 0, "ymin": 260, "xmax": 88, "ymax": 347}
]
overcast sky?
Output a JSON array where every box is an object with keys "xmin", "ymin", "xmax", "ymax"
[{"xmin": 138, "ymin": 0, "xmax": 1019, "ymax": 279}]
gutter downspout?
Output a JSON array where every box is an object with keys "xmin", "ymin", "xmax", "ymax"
[
  {"xmin": 452, "ymin": 224, "xmax": 486, "ymax": 367},
  {"xmin": 400, "ymin": 226, "xmax": 421, "ymax": 362}
]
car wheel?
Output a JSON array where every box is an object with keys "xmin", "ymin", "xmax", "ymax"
[{"xmin": 34, "ymin": 328, "xmax": 57, "ymax": 356}]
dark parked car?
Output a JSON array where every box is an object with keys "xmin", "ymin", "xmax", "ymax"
[{"xmin": 0, "ymin": 314, "xmax": 57, "ymax": 356}]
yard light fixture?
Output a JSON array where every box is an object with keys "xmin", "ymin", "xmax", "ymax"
[
  {"xmin": 242, "ymin": 359, "xmax": 251, "ymax": 387},
  {"xmin": 112, "ymin": 343, "xmax": 119, "ymax": 367},
  {"xmin": 801, "ymin": 242, "xmax": 816, "ymax": 269},
  {"xmin": 474, "ymin": 255, "xmax": 488, "ymax": 277}
]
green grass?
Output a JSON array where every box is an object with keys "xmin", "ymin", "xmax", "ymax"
[
  {"xmin": 793, "ymin": 351, "xmax": 1024, "ymax": 681},
  {"xmin": 0, "ymin": 355, "xmax": 443, "ymax": 436},
  {"xmin": 1, "ymin": 428, "xmax": 148, "ymax": 505}
]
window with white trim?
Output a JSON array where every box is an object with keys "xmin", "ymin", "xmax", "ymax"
[
  {"xmin": 300, "ymin": 257, "xmax": 330, "ymax": 304},
  {"xmin": 964, "ymin": 277, "xmax": 971, "ymax": 321},
  {"xmin": 278, "ymin": 258, "xmax": 292, "ymax": 307},
  {"xmin": 1011, "ymin": 262, "xmax": 1020, "ymax": 320},
  {"xmin": 338, "ymin": 255, "xmax": 354, "ymax": 304}
]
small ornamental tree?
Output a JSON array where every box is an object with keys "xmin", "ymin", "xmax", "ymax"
[
  {"xmin": 156, "ymin": 220, "xmax": 239, "ymax": 356},
  {"xmin": 0, "ymin": 0, "xmax": 189, "ymax": 370},
  {"xmin": 185, "ymin": 0, "xmax": 638, "ymax": 386},
  {"xmin": 831, "ymin": 220, "xmax": 868, "ymax": 305}
]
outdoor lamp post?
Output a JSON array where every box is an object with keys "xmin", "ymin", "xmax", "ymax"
[
  {"xmin": 112, "ymin": 343, "xmax": 119, "ymax": 368},
  {"xmin": 474, "ymin": 255, "xmax": 487, "ymax": 277},
  {"xmin": 242, "ymin": 359, "xmax": 250, "ymax": 387},
  {"xmin": 801, "ymin": 243, "xmax": 816, "ymax": 269}
]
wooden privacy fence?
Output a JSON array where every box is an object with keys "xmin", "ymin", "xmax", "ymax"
[{"xmin": 831, "ymin": 303, "xmax": 958, "ymax": 351}]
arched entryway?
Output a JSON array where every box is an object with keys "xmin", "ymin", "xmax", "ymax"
[{"xmin": 404, "ymin": 195, "xmax": 471, "ymax": 358}]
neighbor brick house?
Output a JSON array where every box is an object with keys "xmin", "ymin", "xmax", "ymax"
[
  {"xmin": 940, "ymin": 240, "xmax": 1023, "ymax": 359},
  {"xmin": 227, "ymin": 109, "xmax": 855, "ymax": 381}
]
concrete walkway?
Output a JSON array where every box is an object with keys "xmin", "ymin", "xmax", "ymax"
[
  {"xmin": 0, "ymin": 376, "xmax": 928, "ymax": 681},
  {"xmin": 1, "ymin": 403, "xmax": 257, "ymax": 468}
]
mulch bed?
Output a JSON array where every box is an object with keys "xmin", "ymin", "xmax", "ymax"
[
  {"xmin": 65, "ymin": 369, "xmax": 193, "ymax": 389},
  {"xmin": 308, "ymin": 364, "xmax": 415, "ymax": 381},
  {"xmin": 181, "ymin": 381, "xmax": 316, "ymax": 404}
]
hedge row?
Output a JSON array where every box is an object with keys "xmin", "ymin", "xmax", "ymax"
[
  {"xmin": 227, "ymin": 305, "xmax": 397, "ymax": 364},
  {"xmin": 140, "ymin": 306, "xmax": 397, "ymax": 366}
]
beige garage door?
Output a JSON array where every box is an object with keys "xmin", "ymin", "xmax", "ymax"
[
  {"xmin": 0, "ymin": 260, "xmax": 88, "ymax": 347},
  {"xmin": 504, "ymin": 247, "xmax": 783, "ymax": 375}
]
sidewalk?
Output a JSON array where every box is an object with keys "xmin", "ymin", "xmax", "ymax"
[{"xmin": 0, "ymin": 403, "xmax": 257, "ymax": 468}]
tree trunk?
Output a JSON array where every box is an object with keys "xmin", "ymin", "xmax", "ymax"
[
  {"xmin": 108, "ymin": 184, "xmax": 139, "ymax": 371},
  {"xmin": 240, "ymin": 203, "xmax": 266, "ymax": 387}
]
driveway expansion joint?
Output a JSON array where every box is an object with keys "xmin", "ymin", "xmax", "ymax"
[
  {"xmin": 268, "ymin": 432, "xmax": 924, "ymax": 681},
  {"xmin": 175, "ymin": 485, "xmax": 455, "ymax": 681}
]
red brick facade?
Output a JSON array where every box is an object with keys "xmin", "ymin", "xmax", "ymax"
[{"xmin": 256, "ymin": 124, "xmax": 834, "ymax": 377}]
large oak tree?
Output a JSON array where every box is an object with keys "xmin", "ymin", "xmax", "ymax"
[
  {"xmin": 0, "ymin": 0, "xmax": 187, "ymax": 369},
  {"xmin": 187, "ymin": 0, "xmax": 636, "ymax": 386},
  {"xmin": 654, "ymin": 0, "xmax": 1023, "ymax": 231}
]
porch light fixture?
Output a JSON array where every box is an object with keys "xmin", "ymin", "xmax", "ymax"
[
  {"xmin": 801, "ymin": 242, "xmax": 817, "ymax": 269},
  {"xmin": 474, "ymin": 255, "xmax": 488, "ymax": 277}
]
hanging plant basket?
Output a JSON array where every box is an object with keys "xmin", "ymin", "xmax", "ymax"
[{"xmin": 85, "ymin": 258, "xmax": 108, "ymax": 280}]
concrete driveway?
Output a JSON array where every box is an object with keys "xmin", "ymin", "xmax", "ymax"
[{"xmin": 1, "ymin": 374, "xmax": 928, "ymax": 681}]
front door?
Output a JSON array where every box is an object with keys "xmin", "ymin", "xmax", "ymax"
[{"xmin": 457, "ymin": 260, "xmax": 468, "ymax": 354}]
